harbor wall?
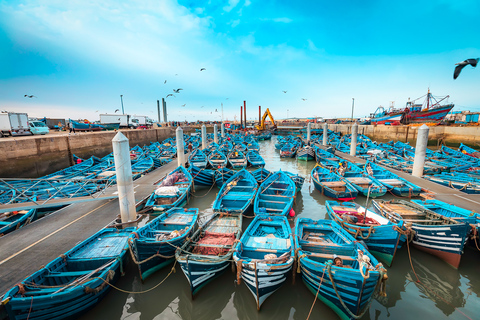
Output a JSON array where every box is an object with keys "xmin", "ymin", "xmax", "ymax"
[
  {"xmin": 0, "ymin": 128, "xmax": 192, "ymax": 178},
  {"xmin": 327, "ymin": 124, "xmax": 480, "ymax": 147}
]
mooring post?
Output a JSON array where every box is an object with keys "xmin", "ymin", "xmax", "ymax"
[
  {"xmin": 307, "ymin": 122, "xmax": 311, "ymax": 143},
  {"xmin": 323, "ymin": 122, "xmax": 328, "ymax": 146},
  {"xmin": 350, "ymin": 122, "xmax": 358, "ymax": 156},
  {"xmin": 201, "ymin": 124, "xmax": 207, "ymax": 150},
  {"xmin": 214, "ymin": 124, "xmax": 218, "ymax": 144},
  {"xmin": 221, "ymin": 122, "xmax": 225, "ymax": 138},
  {"xmin": 112, "ymin": 132, "xmax": 136, "ymax": 223},
  {"xmin": 412, "ymin": 124, "xmax": 430, "ymax": 177},
  {"xmin": 176, "ymin": 127, "xmax": 185, "ymax": 167}
]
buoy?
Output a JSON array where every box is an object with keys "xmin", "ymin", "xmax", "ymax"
[
  {"xmin": 76, "ymin": 159, "xmax": 82, "ymax": 164},
  {"xmin": 289, "ymin": 208, "xmax": 295, "ymax": 217}
]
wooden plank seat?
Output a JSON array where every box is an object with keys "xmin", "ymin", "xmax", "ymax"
[
  {"xmin": 306, "ymin": 253, "xmax": 356, "ymax": 261},
  {"xmin": 161, "ymin": 221, "xmax": 190, "ymax": 225},
  {"xmin": 259, "ymin": 200, "xmax": 287, "ymax": 204},
  {"xmin": 322, "ymin": 181, "xmax": 346, "ymax": 188},
  {"xmin": 191, "ymin": 243, "xmax": 233, "ymax": 249},
  {"xmin": 45, "ymin": 270, "xmax": 93, "ymax": 278},
  {"xmin": 264, "ymin": 208, "xmax": 284, "ymax": 212},
  {"xmin": 402, "ymin": 219, "xmax": 443, "ymax": 223},
  {"xmin": 378, "ymin": 179, "xmax": 405, "ymax": 186},
  {"xmin": 346, "ymin": 177, "xmax": 371, "ymax": 184}
]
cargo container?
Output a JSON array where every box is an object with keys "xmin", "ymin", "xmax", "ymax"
[
  {"xmin": 0, "ymin": 112, "xmax": 31, "ymax": 137},
  {"xmin": 100, "ymin": 114, "xmax": 130, "ymax": 128}
]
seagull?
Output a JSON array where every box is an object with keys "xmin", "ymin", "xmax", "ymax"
[
  {"xmin": 201, "ymin": 106, "xmax": 204, "ymax": 108},
  {"xmin": 164, "ymin": 80, "xmax": 167, "ymax": 84},
  {"xmin": 301, "ymin": 98, "xmax": 307, "ymax": 101},
  {"xmin": 173, "ymin": 88, "xmax": 183, "ymax": 93},
  {"xmin": 282, "ymin": 90, "xmax": 287, "ymax": 93},
  {"xmin": 454, "ymin": 58, "xmax": 479, "ymax": 79},
  {"xmin": 95, "ymin": 110, "xmax": 99, "ymax": 112},
  {"xmin": 24, "ymin": 95, "xmax": 36, "ymax": 98},
  {"xmin": 215, "ymin": 109, "xmax": 218, "ymax": 112},
  {"xmin": 166, "ymin": 94, "xmax": 175, "ymax": 98},
  {"xmin": 181, "ymin": 104, "xmax": 186, "ymax": 107},
  {"xmin": 114, "ymin": 109, "xmax": 119, "ymax": 113},
  {"xmin": 200, "ymin": 68, "xmax": 206, "ymax": 71}
]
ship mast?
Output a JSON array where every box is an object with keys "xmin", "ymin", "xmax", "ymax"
[{"xmin": 427, "ymin": 88, "xmax": 430, "ymax": 109}]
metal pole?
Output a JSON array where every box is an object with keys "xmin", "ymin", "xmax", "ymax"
[
  {"xmin": 176, "ymin": 127, "xmax": 185, "ymax": 167},
  {"xmin": 214, "ymin": 124, "xmax": 218, "ymax": 144},
  {"xmin": 120, "ymin": 95, "xmax": 125, "ymax": 115},
  {"xmin": 240, "ymin": 106, "xmax": 243, "ymax": 129},
  {"xmin": 112, "ymin": 132, "xmax": 136, "ymax": 223},
  {"xmin": 163, "ymin": 99, "xmax": 167, "ymax": 122},
  {"xmin": 157, "ymin": 100, "xmax": 161, "ymax": 123},
  {"xmin": 259, "ymin": 106, "xmax": 261, "ymax": 126},
  {"xmin": 244, "ymin": 101, "xmax": 247, "ymax": 130},
  {"xmin": 202, "ymin": 124, "xmax": 207, "ymax": 150},
  {"xmin": 412, "ymin": 124, "xmax": 430, "ymax": 177},
  {"xmin": 323, "ymin": 122, "xmax": 328, "ymax": 146},
  {"xmin": 350, "ymin": 122, "xmax": 358, "ymax": 156},
  {"xmin": 221, "ymin": 103, "xmax": 224, "ymax": 123},
  {"xmin": 351, "ymin": 98, "xmax": 355, "ymax": 122},
  {"xmin": 307, "ymin": 122, "xmax": 311, "ymax": 142},
  {"xmin": 221, "ymin": 122, "xmax": 225, "ymax": 138}
]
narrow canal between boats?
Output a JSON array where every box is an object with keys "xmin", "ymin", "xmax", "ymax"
[{"xmin": 78, "ymin": 136, "xmax": 480, "ymax": 320}]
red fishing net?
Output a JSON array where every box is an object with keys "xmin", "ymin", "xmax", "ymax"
[{"xmin": 192, "ymin": 232, "xmax": 236, "ymax": 256}]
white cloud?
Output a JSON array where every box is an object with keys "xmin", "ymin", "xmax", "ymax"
[
  {"xmin": 260, "ymin": 17, "xmax": 292, "ymax": 23},
  {"xmin": 223, "ymin": 0, "xmax": 240, "ymax": 12}
]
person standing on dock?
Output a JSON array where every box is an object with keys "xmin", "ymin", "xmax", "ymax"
[{"xmin": 68, "ymin": 121, "xmax": 75, "ymax": 133}]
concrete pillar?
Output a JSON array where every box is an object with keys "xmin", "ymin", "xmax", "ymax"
[
  {"xmin": 112, "ymin": 132, "xmax": 136, "ymax": 223},
  {"xmin": 176, "ymin": 127, "xmax": 185, "ymax": 167},
  {"xmin": 201, "ymin": 124, "xmax": 207, "ymax": 150},
  {"xmin": 157, "ymin": 100, "xmax": 161, "ymax": 123},
  {"xmin": 412, "ymin": 124, "xmax": 430, "ymax": 177},
  {"xmin": 323, "ymin": 122, "xmax": 328, "ymax": 146},
  {"xmin": 350, "ymin": 122, "xmax": 358, "ymax": 156},
  {"xmin": 214, "ymin": 124, "xmax": 218, "ymax": 144},
  {"xmin": 221, "ymin": 122, "xmax": 225, "ymax": 138},
  {"xmin": 162, "ymin": 99, "xmax": 167, "ymax": 122},
  {"xmin": 307, "ymin": 122, "xmax": 311, "ymax": 142}
]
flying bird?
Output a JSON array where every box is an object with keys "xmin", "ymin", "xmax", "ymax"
[
  {"xmin": 181, "ymin": 104, "xmax": 186, "ymax": 107},
  {"xmin": 215, "ymin": 109, "xmax": 218, "ymax": 112},
  {"xmin": 282, "ymin": 90, "xmax": 287, "ymax": 93},
  {"xmin": 166, "ymin": 94, "xmax": 175, "ymax": 98},
  {"xmin": 301, "ymin": 98, "xmax": 307, "ymax": 101},
  {"xmin": 173, "ymin": 88, "xmax": 183, "ymax": 93},
  {"xmin": 114, "ymin": 109, "xmax": 119, "ymax": 113},
  {"xmin": 164, "ymin": 80, "xmax": 167, "ymax": 84},
  {"xmin": 95, "ymin": 110, "xmax": 99, "ymax": 112},
  {"xmin": 24, "ymin": 95, "xmax": 36, "ymax": 98},
  {"xmin": 454, "ymin": 58, "xmax": 479, "ymax": 79},
  {"xmin": 200, "ymin": 68, "xmax": 206, "ymax": 71},
  {"xmin": 201, "ymin": 106, "xmax": 204, "ymax": 108}
]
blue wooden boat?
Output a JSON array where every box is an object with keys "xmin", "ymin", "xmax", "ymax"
[
  {"xmin": 280, "ymin": 143, "xmax": 296, "ymax": 158},
  {"xmin": 233, "ymin": 215, "xmax": 294, "ymax": 310},
  {"xmin": 296, "ymin": 145, "xmax": 315, "ymax": 161},
  {"xmin": 325, "ymin": 201, "xmax": 405, "ymax": 267},
  {"xmin": 129, "ymin": 208, "xmax": 199, "ymax": 280},
  {"xmin": 228, "ymin": 151, "xmax": 247, "ymax": 169},
  {"xmin": 252, "ymin": 168, "xmax": 271, "ymax": 184},
  {"xmin": 188, "ymin": 165, "xmax": 215, "ymax": 187},
  {"xmin": 372, "ymin": 199, "xmax": 470, "ymax": 268},
  {"xmin": 311, "ymin": 166, "xmax": 358, "ymax": 201},
  {"xmin": 246, "ymin": 141, "xmax": 260, "ymax": 152},
  {"xmin": 2, "ymin": 227, "xmax": 134, "ymax": 320},
  {"xmin": 188, "ymin": 149, "xmax": 208, "ymax": 169},
  {"xmin": 213, "ymin": 169, "xmax": 258, "ymax": 215},
  {"xmin": 176, "ymin": 212, "xmax": 242, "ymax": 297},
  {"xmin": 69, "ymin": 119, "xmax": 104, "ymax": 131},
  {"xmin": 458, "ymin": 143, "xmax": 480, "ymax": 158},
  {"xmin": 364, "ymin": 161, "xmax": 422, "ymax": 197},
  {"xmin": 285, "ymin": 171, "xmax": 305, "ymax": 193},
  {"xmin": 253, "ymin": 171, "xmax": 295, "ymax": 216},
  {"xmin": 424, "ymin": 173, "xmax": 480, "ymax": 194},
  {"xmin": 208, "ymin": 149, "xmax": 228, "ymax": 168},
  {"xmin": 294, "ymin": 218, "xmax": 388, "ymax": 320},
  {"xmin": 336, "ymin": 162, "xmax": 387, "ymax": 198},
  {"xmin": 146, "ymin": 166, "xmax": 192, "ymax": 212},
  {"xmin": 246, "ymin": 150, "xmax": 265, "ymax": 168},
  {"xmin": 214, "ymin": 168, "xmax": 235, "ymax": 188}
]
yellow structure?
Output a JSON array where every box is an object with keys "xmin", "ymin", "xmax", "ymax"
[{"xmin": 256, "ymin": 108, "xmax": 276, "ymax": 131}]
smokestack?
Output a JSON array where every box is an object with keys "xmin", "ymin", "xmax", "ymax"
[
  {"xmin": 157, "ymin": 100, "xmax": 161, "ymax": 123},
  {"xmin": 259, "ymin": 106, "xmax": 261, "ymax": 125},
  {"xmin": 244, "ymin": 101, "xmax": 247, "ymax": 131},
  {"xmin": 240, "ymin": 106, "xmax": 243, "ymax": 129}
]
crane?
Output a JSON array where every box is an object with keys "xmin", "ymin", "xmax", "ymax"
[{"xmin": 255, "ymin": 108, "xmax": 276, "ymax": 131}]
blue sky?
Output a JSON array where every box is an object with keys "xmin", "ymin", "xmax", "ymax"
[{"xmin": 0, "ymin": 0, "xmax": 479, "ymax": 122}]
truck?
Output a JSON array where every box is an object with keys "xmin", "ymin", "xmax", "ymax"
[
  {"xmin": 99, "ymin": 114, "xmax": 130, "ymax": 128},
  {"xmin": 130, "ymin": 115, "xmax": 147, "ymax": 127},
  {"xmin": 0, "ymin": 112, "xmax": 31, "ymax": 137}
]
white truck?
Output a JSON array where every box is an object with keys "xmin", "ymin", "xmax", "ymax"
[
  {"xmin": 99, "ymin": 114, "xmax": 130, "ymax": 128},
  {"xmin": 130, "ymin": 115, "xmax": 147, "ymax": 127},
  {"xmin": 0, "ymin": 112, "xmax": 31, "ymax": 137}
]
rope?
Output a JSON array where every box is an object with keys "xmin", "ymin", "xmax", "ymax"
[
  {"xmin": 190, "ymin": 182, "xmax": 216, "ymax": 198},
  {"xmin": 26, "ymin": 296, "xmax": 33, "ymax": 320},
  {"xmin": 306, "ymin": 263, "xmax": 326, "ymax": 320},
  {"xmin": 128, "ymin": 238, "xmax": 175, "ymax": 265}
]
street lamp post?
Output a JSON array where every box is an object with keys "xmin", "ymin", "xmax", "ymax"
[
  {"xmin": 351, "ymin": 98, "xmax": 355, "ymax": 122},
  {"xmin": 120, "ymin": 95, "xmax": 125, "ymax": 115},
  {"xmin": 287, "ymin": 109, "xmax": 289, "ymax": 119}
]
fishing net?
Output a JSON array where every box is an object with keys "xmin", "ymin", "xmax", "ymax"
[{"xmin": 192, "ymin": 232, "xmax": 236, "ymax": 256}]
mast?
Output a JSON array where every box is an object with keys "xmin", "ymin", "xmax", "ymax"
[{"xmin": 427, "ymin": 88, "xmax": 430, "ymax": 109}]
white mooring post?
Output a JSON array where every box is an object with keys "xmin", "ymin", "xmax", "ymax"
[
  {"xmin": 412, "ymin": 124, "xmax": 430, "ymax": 177},
  {"xmin": 323, "ymin": 122, "xmax": 328, "ymax": 146},
  {"xmin": 221, "ymin": 122, "xmax": 225, "ymax": 138},
  {"xmin": 214, "ymin": 124, "xmax": 218, "ymax": 144},
  {"xmin": 176, "ymin": 127, "xmax": 185, "ymax": 167},
  {"xmin": 112, "ymin": 132, "xmax": 136, "ymax": 223},
  {"xmin": 350, "ymin": 122, "xmax": 358, "ymax": 156},
  {"xmin": 307, "ymin": 122, "xmax": 311, "ymax": 143},
  {"xmin": 202, "ymin": 125, "xmax": 207, "ymax": 150}
]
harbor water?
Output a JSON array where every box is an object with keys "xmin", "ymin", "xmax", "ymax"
[{"xmin": 78, "ymin": 136, "xmax": 480, "ymax": 320}]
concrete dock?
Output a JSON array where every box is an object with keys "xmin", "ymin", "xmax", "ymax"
[{"xmin": 0, "ymin": 159, "xmax": 178, "ymax": 296}]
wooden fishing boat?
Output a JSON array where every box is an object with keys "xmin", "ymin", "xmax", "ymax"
[
  {"xmin": 189, "ymin": 165, "xmax": 215, "ymax": 187},
  {"xmin": 188, "ymin": 149, "xmax": 208, "ymax": 169},
  {"xmin": 296, "ymin": 146, "xmax": 315, "ymax": 161},
  {"xmin": 280, "ymin": 143, "xmax": 296, "ymax": 158},
  {"xmin": 246, "ymin": 151, "xmax": 265, "ymax": 168},
  {"xmin": 253, "ymin": 171, "xmax": 296, "ymax": 216},
  {"xmin": 424, "ymin": 173, "xmax": 480, "ymax": 194},
  {"xmin": 247, "ymin": 141, "xmax": 260, "ymax": 152},
  {"xmin": 213, "ymin": 169, "xmax": 258, "ymax": 215},
  {"xmin": 458, "ymin": 143, "xmax": 480, "ymax": 158},
  {"xmin": 129, "ymin": 208, "xmax": 199, "ymax": 280},
  {"xmin": 252, "ymin": 168, "xmax": 271, "ymax": 184},
  {"xmin": 363, "ymin": 161, "xmax": 421, "ymax": 197},
  {"xmin": 285, "ymin": 171, "xmax": 305, "ymax": 193},
  {"xmin": 176, "ymin": 211, "xmax": 242, "ymax": 297},
  {"xmin": 311, "ymin": 166, "xmax": 358, "ymax": 201},
  {"xmin": 69, "ymin": 119, "xmax": 104, "ymax": 131},
  {"xmin": 214, "ymin": 168, "xmax": 235, "ymax": 188},
  {"xmin": 233, "ymin": 215, "xmax": 294, "ymax": 310},
  {"xmin": 294, "ymin": 218, "xmax": 388, "ymax": 320},
  {"xmin": 335, "ymin": 162, "xmax": 387, "ymax": 198},
  {"xmin": 208, "ymin": 149, "xmax": 228, "ymax": 168},
  {"xmin": 1, "ymin": 227, "xmax": 134, "ymax": 320},
  {"xmin": 145, "ymin": 166, "xmax": 192, "ymax": 212},
  {"xmin": 372, "ymin": 199, "xmax": 470, "ymax": 268},
  {"xmin": 228, "ymin": 151, "xmax": 247, "ymax": 169},
  {"xmin": 325, "ymin": 201, "xmax": 405, "ymax": 267}
]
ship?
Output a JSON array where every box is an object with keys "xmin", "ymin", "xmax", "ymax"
[{"xmin": 370, "ymin": 89, "xmax": 454, "ymax": 125}]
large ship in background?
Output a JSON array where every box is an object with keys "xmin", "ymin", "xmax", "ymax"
[{"xmin": 370, "ymin": 89, "xmax": 454, "ymax": 125}]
